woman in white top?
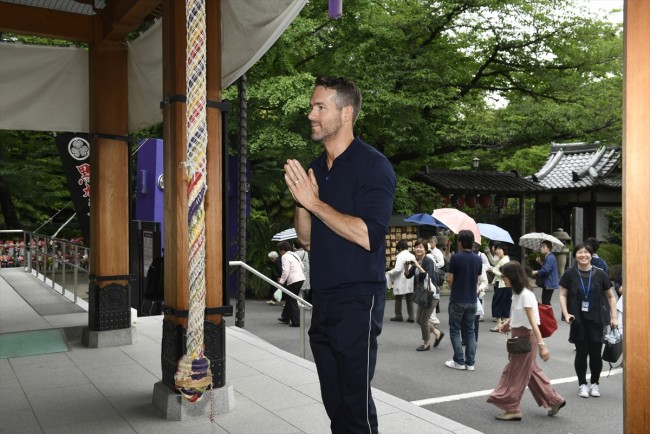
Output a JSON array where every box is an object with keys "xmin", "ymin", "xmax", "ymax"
[
  {"xmin": 277, "ymin": 241, "xmax": 305, "ymax": 327},
  {"xmin": 487, "ymin": 261, "xmax": 565, "ymax": 421},
  {"xmin": 489, "ymin": 244, "xmax": 511, "ymax": 332},
  {"xmin": 387, "ymin": 239, "xmax": 416, "ymax": 322}
]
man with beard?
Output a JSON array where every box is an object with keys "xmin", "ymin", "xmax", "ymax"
[{"xmin": 284, "ymin": 76, "xmax": 396, "ymax": 434}]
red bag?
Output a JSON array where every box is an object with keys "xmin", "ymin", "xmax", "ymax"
[{"xmin": 538, "ymin": 302, "xmax": 558, "ymax": 338}]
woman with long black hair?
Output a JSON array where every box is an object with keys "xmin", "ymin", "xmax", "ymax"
[{"xmin": 487, "ymin": 261, "xmax": 565, "ymax": 421}]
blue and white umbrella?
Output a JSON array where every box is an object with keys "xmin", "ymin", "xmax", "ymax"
[
  {"xmin": 271, "ymin": 228, "xmax": 297, "ymax": 242},
  {"xmin": 477, "ymin": 223, "xmax": 514, "ymax": 244},
  {"xmin": 519, "ymin": 232, "xmax": 564, "ymax": 253}
]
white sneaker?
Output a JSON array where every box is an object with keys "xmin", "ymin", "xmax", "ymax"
[
  {"xmin": 466, "ymin": 365, "xmax": 475, "ymax": 371},
  {"xmin": 590, "ymin": 383, "xmax": 600, "ymax": 397},
  {"xmin": 445, "ymin": 360, "xmax": 466, "ymax": 370},
  {"xmin": 578, "ymin": 384, "xmax": 590, "ymax": 398}
]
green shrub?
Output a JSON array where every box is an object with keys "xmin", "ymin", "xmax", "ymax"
[
  {"xmin": 526, "ymin": 252, "xmax": 541, "ymax": 270},
  {"xmin": 597, "ymin": 243, "xmax": 622, "ymax": 269}
]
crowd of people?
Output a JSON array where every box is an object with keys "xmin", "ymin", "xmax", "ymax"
[
  {"xmin": 265, "ymin": 76, "xmax": 619, "ymax": 432},
  {"xmin": 266, "ymin": 212, "xmax": 618, "ymax": 426},
  {"xmin": 380, "ymin": 232, "xmax": 618, "ymax": 422}
]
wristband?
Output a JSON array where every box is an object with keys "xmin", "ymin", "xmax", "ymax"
[
  {"xmin": 538, "ymin": 342, "xmax": 546, "ymax": 347},
  {"xmin": 294, "ymin": 201, "xmax": 304, "ymax": 209}
]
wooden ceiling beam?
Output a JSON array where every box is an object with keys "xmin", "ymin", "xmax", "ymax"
[
  {"xmin": 0, "ymin": 2, "xmax": 93, "ymax": 42},
  {"xmin": 101, "ymin": 0, "xmax": 161, "ymax": 41}
]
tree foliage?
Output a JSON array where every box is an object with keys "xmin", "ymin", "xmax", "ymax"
[
  {"xmin": 227, "ymin": 0, "xmax": 622, "ymax": 224},
  {"xmin": 0, "ymin": 131, "xmax": 70, "ymax": 231},
  {"xmin": 0, "ymin": 1, "xmax": 623, "ymax": 246}
]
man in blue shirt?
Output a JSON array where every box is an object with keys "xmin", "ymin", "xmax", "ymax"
[
  {"xmin": 445, "ymin": 230, "xmax": 482, "ymax": 371},
  {"xmin": 284, "ymin": 76, "xmax": 396, "ymax": 434}
]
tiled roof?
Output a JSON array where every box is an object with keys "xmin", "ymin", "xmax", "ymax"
[
  {"xmin": 1, "ymin": 0, "xmax": 101, "ymax": 15},
  {"xmin": 529, "ymin": 142, "xmax": 622, "ymax": 191},
  {"xmin": 415, "ymin": 168, "xmax": 547, "ymax": 195}
]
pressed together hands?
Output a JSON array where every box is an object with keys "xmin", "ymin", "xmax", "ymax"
[{"xmin": 284, "ymin": 159, "xmax": 318, "ymax": 210}]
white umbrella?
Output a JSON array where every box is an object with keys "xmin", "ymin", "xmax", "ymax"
[
  {"xmin": 519, "ymin": 232, "xmax": 564, "ymax": 253},
  {"xmin": 271, "ymin": 228, "xmax": 297, "ymax": 242},
  {"xmin": 477, "ymin": 223, "xmax": 514, "ymax": 244}
]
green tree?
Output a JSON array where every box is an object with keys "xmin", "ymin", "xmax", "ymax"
[
  {"xmin": 0, "ymin": 131, "xmax": 70, "ymax": 231},
  {"xmin": 229, "ymin": 0, "xmax": 622, "ymax": 223}
]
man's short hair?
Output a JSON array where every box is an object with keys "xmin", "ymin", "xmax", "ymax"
[
  {"xmin": 585, "ymin": 237, "xmax": 600, "ymax": 253},
  {"xmin": 276, "ymin": 241, "xmax": 292, "ymax": 253},
  {"xmin": 315, "ymin": 76, "xmax": 362, "ymax": 124},
  {"xmin": 457, "ymin": 230, "xmax": 475, "ymax": 249}
]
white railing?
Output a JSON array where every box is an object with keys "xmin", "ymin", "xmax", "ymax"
[
  {"xmin": 229, "ymin": 260, "xmax": 312, "ymax": 358},
  {"xmin": 0, "ymin": 230, "xmax": 90, "ymax": 303}
]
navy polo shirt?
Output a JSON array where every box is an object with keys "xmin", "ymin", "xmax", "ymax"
[
  {"xmin": 448, "ymin": 250, "xmax": 482, "ymax": 304},
  {"xmin": 308, "ymin": 137, "xmax": 396, "ymax": 297}
]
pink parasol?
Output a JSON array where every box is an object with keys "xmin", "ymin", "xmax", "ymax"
[{"xmin": 432, "ymin": 208, "xmax": 481, "ymax": 243}]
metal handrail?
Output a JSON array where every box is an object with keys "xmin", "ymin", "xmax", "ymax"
[
  {"xmin": 229, "ymin": 260, "xmax": 312, "ymax": 358},
  {"xmin": 0, "ymin": 230, "xmax": 90, "ymax": 303}
]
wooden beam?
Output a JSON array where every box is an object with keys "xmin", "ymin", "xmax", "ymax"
[
  {"xmin": 101, "ymin": 0, "xmax": 161, "ymax": 41},
  {"xmin": 0, "ymin": 2, "xmax": 93, "ymax": 42},
  {"xmin": 623, "ymin": 0, "xmax": 650, "ymax": 430},
  {"xmin": 204, "ymin": 0, "xmax": 224, "ymax": 323},
  {"xmin": 162, "ymin": 0, "xmax": 189, "ymax": 327},
  {"xmin": 88, "ymin": 14, "xmax": 129, "ymax": 281}
]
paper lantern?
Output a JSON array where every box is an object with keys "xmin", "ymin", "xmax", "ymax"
[
  {"xmin": 465, "ymin": 194, "xmax": 477, "ymax": 208},
  {"xmin": 495, "ymin": 194, "xmax": 508, "ymax": 208},
  {"xmin": 450, "ymin": 194, "xmax": 465, "ymax": 208},
  {"xmin": 479, "ymin": 194, "xmax": 492, "ymax": 208}
]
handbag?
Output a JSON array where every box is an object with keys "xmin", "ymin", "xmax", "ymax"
[
  {"xmin": 538, "ymin": 302, "xmax": 558, "ymax": 338},
  {"xmin": 412, "ymin": 278, "xmax": 433, "ymax": 309},
  {"xmin": 507, "ymin": 335, "xmax": 532, "ymax": 354},
  {"xmin": 602, "ymin": 326, "xmax": 623, "ymax": 364}
]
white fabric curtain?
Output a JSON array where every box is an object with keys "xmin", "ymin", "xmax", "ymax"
[
  {"xmin": 0, "ymin": 0, "xmax": 307, "ymax": 133},
  {"xmin": 0, "ymin": 43, "xmax": 89, "ymax": 132}
]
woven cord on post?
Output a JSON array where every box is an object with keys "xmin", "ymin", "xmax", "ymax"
[{"xmin": 174, "ymin": 0, "xmax": 212, "ymax": 403}]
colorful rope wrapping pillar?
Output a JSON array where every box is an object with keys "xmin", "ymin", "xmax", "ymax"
[{"xmin": 173, "ymin": 0, "xmax": 212, "ymax": 403}]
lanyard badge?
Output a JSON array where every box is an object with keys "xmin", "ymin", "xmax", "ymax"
[{"xmin": 577, "ymin": 268, "xmax": 592, "ymax": 311}]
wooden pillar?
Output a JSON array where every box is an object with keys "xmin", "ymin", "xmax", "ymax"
[
  {"xmin": 623, "ymin": 0, "xmax": 650, "ymax": 429},
  {"xmin": 86, "ymin": 14, "xmax": 131, "ymax": 335},
  {"xmin": 160, "ymin": 0, "xmax": 228, "ymax": 391}
]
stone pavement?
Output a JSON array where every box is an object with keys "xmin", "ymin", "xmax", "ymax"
[{"xmin": 0, "ymin": 268, "xmax": 480, "ymax": 433}]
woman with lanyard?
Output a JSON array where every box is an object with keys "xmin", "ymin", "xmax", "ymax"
[{"xmin": 559, "ymin": 243, "xmax": 618, "ymax": 399}]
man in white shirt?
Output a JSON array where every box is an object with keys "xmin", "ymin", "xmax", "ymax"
[
  {"xmin": 386, "ymin": 239, "xmax": 416, "ymax": 322},
  {"xmin": 427, "ymin": 236, "xmax": 445, "ymax": 269}
]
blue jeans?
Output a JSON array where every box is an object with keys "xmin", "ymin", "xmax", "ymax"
[{"xmin": 448, "ymin": 301, "xmax": 477, "ymax": 366}]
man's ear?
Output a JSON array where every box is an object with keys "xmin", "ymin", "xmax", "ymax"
[{"xmin": 342, "ymin": 105, "xmax": 354, "ymax": 123}]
